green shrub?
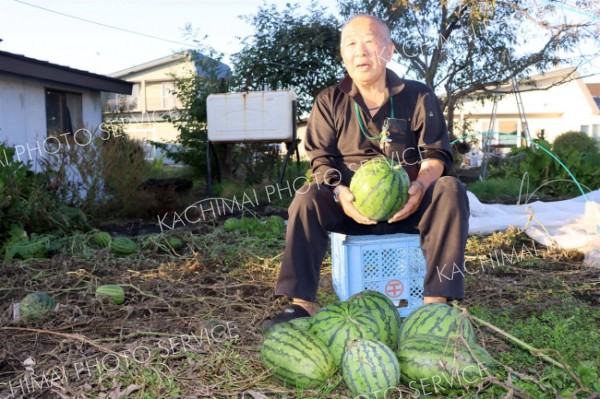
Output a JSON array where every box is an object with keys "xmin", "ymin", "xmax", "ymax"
[
  {"xmin": 552, "ymin": 131, "xmax": 600, "ymax": 162},
  {"xmin": 467, "ymin": 177, "xmax": 524, "ymax": 203},
  {"xmin": 0, "ymin": 143, "xmax": 33, "ymax": 242},
  {"xmin": 548, "ymin": 131, "xmax": 600, "ymax": 196},
  {"xmin": 0, "ymin": 143, "xmax": 62, "ymax": 243},
  {"xmin": 488, "ymin": 132, "xmax": 600, "ymax": 197}
]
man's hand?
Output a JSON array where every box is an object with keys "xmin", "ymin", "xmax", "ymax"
[
  {"xmin": 387, "ymin": 158, "xmax": 445, "ymax": 223},
  {"xmin": 337, "ymin": 186, "xmax": 377, "ymax": 225},
  {"xmin": 387, "ymin": 181, "xmax": 425, "ymax": 223}
]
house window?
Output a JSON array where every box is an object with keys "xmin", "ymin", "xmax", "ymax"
[
  {"xmin": 497, "ymin": 120, "xmax": 519, "ymax": 146},
  {"xmin": 103, "ymin": 84, "xmax": 138, "ymax": 113},
  {"xmin": 162, "ymin": 82, "xmax": 175, "ymax": 109},
  {"xmin": 581, "ymin": 125, "xmax": 589, "ymax": 134},
  {"xmin": 592, "ymin": 124, "xmax": 600, "ymax": 140},
  {"xmin": 45, "ymin": 89, "xmax": 82, "ymax": 137},
  {"xmin": 146, "ymin": 81, "xmax": 176, "ymax": 110}
]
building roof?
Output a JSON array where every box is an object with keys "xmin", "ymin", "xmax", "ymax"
[
  {"xmin": 0, "ymin": 50, "xmax": 133, "ymax": 94},
  {"xmin": 110, "ymin": 50, "xmax": 230, "ymax": 80},
  {"xmin": 586, "ymin": 83, "xmax": 600, "ymax": 97}
]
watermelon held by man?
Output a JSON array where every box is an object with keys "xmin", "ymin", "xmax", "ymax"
[{"xmin": 349, "ymin": 156, "xmax": 410, "ymax": 221}]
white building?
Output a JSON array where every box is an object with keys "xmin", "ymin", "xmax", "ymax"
[
  {"xmin": 103, "ymin": 51, "xmax": 230, "ymax": 162},
  {"xmin": 457, "ymin": 67, "xmax": 600, "ymax": 148},
  {"xmin": 0, "ymin": 50, "xmax": 132, "ymax": 169}
]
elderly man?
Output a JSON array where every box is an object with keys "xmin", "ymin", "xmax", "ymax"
[{"xmin": 263, "ymin": 14, "xmax": 469, "ymax": 329}]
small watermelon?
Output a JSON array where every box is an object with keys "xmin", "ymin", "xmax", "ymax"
[
  {"xmin": 91, "ymin": 231, "xmax": 111, "ymax": 248},
  {"xmin": 309, "ymin": 301, "xmax": 380, "ymax": 366},
  {"xmin": 349, "ymin": 290, "xmax": 402, "ymax": 350},
  {"xmin": 20, "ymin": 291, "xmax": 56, "ymax": 321},
  {"xmin": 111, "ymin": 237, "xmax": 138, "ymax": 256},
  {"xmin": 397, "ymin": 335, "xmax": 495, "ymax": 394},
  {"xmin": 399, "ymin": 303, "xmax": 477, "ymax": 343},
  {"xmin": 260, "ymin": 322, "xmax": 335, "ymax": 389},
  {"xmin": 96, "ymin": 285, "xmax": 125, "ymax": 305},
  {"xmin": 166, "ymin": 236, "xmax": 184, "ymax": 250},
  {"xmin": 342, "ymin": 339, "xmax": 401, "ymax": 399},
  {"xmin": 349, "ymin": 156, "xmax": 410, "ymax": 221}
]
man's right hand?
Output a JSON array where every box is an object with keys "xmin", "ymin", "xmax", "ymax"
[{"xmin": 336, "ymin": 186, "xmax": 377, "ymax": 225}]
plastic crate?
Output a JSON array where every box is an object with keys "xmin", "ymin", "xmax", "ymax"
[{"xmin": 330, "ymin": 232, "xmax": 426, "ymax": 317}]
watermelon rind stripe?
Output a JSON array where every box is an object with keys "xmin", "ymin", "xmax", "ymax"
[
  {"xmin": 399, "ymin": 303, "xmax": 477, "ymax": 343},
  {"xmin": 397, "ymin": 334, "xmax": 495, "ymax": 392},
  {"xmin": 342, "ymin": 339, "xmax": 401, "ymax": 399},
  {"xmin": 350, "ymin": 157, "xmax": 409, "ymax": 221},
  {"xmin": 260, "ymin": 323, "xmax": 335, "ymax": 389}
]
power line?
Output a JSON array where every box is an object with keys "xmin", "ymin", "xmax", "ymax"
[
  {"xmin": 538, "ymin": 0, "xmax": 599, "ymax": 21},
  {"xmin": 13, "ymin": 0, "xmax": 200, "ymax": 49}
]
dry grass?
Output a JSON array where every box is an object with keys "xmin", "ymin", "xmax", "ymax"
[{"xmin": 0, "ymin": 224, "xmax": 598, "ymax": 398}]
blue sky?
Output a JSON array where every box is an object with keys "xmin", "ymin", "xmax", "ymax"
[{"xmin": 1, "ymin": 0, "xmax": 598, "ymax": 81}]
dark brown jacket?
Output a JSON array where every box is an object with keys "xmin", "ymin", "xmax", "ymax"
[{"xmin": 304, "ymin": 69, "xmax": 452, "ymax": 187}]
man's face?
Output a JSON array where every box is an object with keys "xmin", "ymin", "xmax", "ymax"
[{"xmin": 340, "ymin": 17, "xmax": 394, "ymax": 86}]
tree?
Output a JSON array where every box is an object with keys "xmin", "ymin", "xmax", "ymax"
[
  {"xmin": 231, "ymin": 2, "xmax": 345, "ymax": 116},
  {"xmin": 336, "ymin": 0, "xmax": 600, "ymax": 136}
]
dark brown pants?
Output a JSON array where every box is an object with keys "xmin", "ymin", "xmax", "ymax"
[{"xmin": 274, "ymin": 176, "xmax": 470, "ymax": 302}]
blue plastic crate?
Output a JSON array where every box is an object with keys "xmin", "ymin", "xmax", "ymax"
[{"xmin": 330, "ymin": 232, "xmax": 426, "ymax": 317}]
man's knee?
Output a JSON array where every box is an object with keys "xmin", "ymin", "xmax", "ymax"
[
  {"xmin": 432, "ymin": 176, "xmax": 468, "ymax": 201},
  {"xmin": 288, "ymin": 183, "xmax": 334, "ymax": 214}
]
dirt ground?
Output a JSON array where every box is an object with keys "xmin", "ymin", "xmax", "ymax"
[{"xmin": 1, "ymin": 220, "xmax": 599, "ymax": 399}]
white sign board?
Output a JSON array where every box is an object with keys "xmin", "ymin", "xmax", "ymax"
[{"xmin": 207, "ymin": 90, "xmax": 296, "ymax": 143}]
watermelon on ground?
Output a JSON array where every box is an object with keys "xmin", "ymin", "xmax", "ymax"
[
  {"xmin": 166, "ymin": 236, "xmax": 185, "ymax": 250},
  {"xmin": 349, "ymin": 157, "xmax": 410, "ymax": 221},
  {"xmin": 96, "ymin": 285, "xmax": 125, "ymax": 305},
  {"xmin": 111, "ymin": 237, "xmax": 138, "ymax": 256},
  {"xmin": 342, "ymin": 339, "xmax": 401, "ymax": 399},
  {"xmin": 397, "ymin": 334, "xmax": 496, "ymax": 396},
  {"xmin": 349, "ymin": 290, "xmax": 402, "ymax": 350},
  {"xmin": 91, "ymin": 231, "xmax": 111, "ymax": 248},
  {"xmin": 398, "ymin": 303, "xmax": 477, "ymax": 343},
  {"xmin": 20, "ymin": 291, "xmax": 56, "ymax": 321},
  {"xmin": 260, "ymin": 322, "xmax": 335, "ymax": 389},
  {"xmin": 309, "ymin": 301, "xmax": 380, "ymax": 366}
]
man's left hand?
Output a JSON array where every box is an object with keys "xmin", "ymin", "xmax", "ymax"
[{"xmin": 387, "ymin": 181, "xmax": 425, "ymax": 223}]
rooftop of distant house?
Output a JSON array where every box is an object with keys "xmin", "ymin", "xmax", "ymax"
[{"xmin": 0, "ymin": 50, "xmax": 132, "ymax": 94}]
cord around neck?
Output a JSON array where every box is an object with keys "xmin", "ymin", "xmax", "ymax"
[{"xmin": 355, "ymin": 97, "xmax": 394, "ymax": 140}]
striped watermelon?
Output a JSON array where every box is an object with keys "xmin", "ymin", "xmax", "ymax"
[
  {"xmin": 96, "ymin": 284, "xmax": 125, "ymax": 305},
  {"xmin": 20, "ymin": 291, "xmax": 56, "ymax": 321},
  {"xmin": 349, "ymin": 290, "xmax": 402, "ymax": 350},
  {"xmin": 342, "ymin": 339, "xmax": 401, "ymax": 399},
  {"xmin": 260, "ymin": 322, "xmax": 335, "ymax": 389},
  {"xmin": 167, "ymin": 236, "xmax": 185, "ymax": 250},
  {"xmin": 111, "ymin": 237, "xmax": 138, "ymax": 256},
  {"xmin": 399, "ymin": 303, "xmax": 477, "ymax": 343},
  {"xmin": 288, "ymin": 316, "xmax": 312, "ymax": 332},
  {"xmin": 91, "ymin": 231, "xmax": 111, "ymax": 248},
  {"xmin": 309, "ymin": 301, "xmax": 380, "ymax": 366},
  {"xmin": 397, "ymin": 335, "xmax": 495, "ymax": 394},
  {"xmin": 349, "ymin": 157, "xmax": 410, "ymax": 221}
]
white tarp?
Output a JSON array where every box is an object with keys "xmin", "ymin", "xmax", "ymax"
[{"xmin": 468, "ymin": 189, "xmax": 600, "ymax": 267}]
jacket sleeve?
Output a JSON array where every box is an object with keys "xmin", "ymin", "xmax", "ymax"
[
  {"xmin": 303, "ymin": 91, "xmax": 343, "ymax": 188},
  {"xmin": 412, "ymin": 90, "xmax": 453, "ymax": 174}
]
